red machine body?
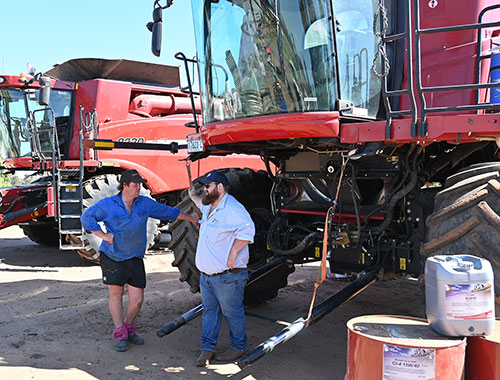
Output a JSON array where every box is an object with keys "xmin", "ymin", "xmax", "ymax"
[{"xmin": 169, "ymin": 0, "xmax": 500, "ymax": 296}]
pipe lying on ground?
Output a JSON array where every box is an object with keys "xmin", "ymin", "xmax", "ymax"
[
  {"xmin": 157, "ymin": 256, "xmax": 288, "ymax": 337},
  {"xmin": 157, "ymin": 304, "xmax": 203, "ymax": 337},
  {"xmin": 239, "ymin": 268, "xmax": 382, "ymax": 368}
]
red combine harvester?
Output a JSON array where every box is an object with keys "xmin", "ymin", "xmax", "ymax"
[
  {"xmin": 150, "ymin": 0, "xmax": 500, "ymax": 364},
  {"xmin": 0, "ymin": 58, "xmax": 266, "ymax": 262}
]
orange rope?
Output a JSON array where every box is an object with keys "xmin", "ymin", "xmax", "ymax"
[{"xmin": 305, "ymin": 159, "xmax": 348, "ymax": 327}]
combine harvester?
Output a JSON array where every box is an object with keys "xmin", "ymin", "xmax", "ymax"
[{"xmin": 147, "ymin": 0, "xmax": 500, "ymax": 365}]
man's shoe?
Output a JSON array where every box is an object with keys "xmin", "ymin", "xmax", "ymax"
[
  {"xmin": 195, "ymin": 350, "xmax": 215, "ymax": 367},
  {"xmin": 215, "ymin": 348, "xmax": 248, "ymax": 363},
  {"xmin": 127, "ymin": 334, "xmax": 145, "ymax": 345},
  {"xmin": 114, "ymin": 339, "xmax": 128, "ymax": 352}
]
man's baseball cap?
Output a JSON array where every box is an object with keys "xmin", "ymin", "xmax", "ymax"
[
  {"xmin": 120, "ymin": 169, "xmax": 147, "ymax": 184},
  {"xmin": 198, "ymin": 171, "xmax": 229, "ymax": 185}
]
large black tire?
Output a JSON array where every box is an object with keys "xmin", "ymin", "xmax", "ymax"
[
  {"xmin": 70, "ymin": 174, "xmax": 159, "ymax": 264},
  {"xmin": 169, "ymin": 168, "xmax": 291, "ymax": 304},
  {"xmin": 21, "ymin": 223, "xmax": 59, "ymax": 246},
  {"xmin": 422, "ymin": 163, "xmax": 500, "ymax": 299}
]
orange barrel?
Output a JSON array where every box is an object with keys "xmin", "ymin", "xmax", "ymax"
[
  {"xmin": 346, "ymin": 315, "xmax": 466, "ymax": 380},
  {"xmin": 465, "ymin": 319, "xmax": 500, "ymax": 380}
]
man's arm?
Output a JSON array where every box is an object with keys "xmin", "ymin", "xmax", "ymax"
[
  {"xmin": 81, "ymin": 200, "xmax": 113, "ymax": 243},
  {"xmin": 177, "ymin": 211, "xmax": 199, "ymax": 227},
  {"xmin": 146, "ymin": 198, "xmax": 199, "ymax": 226},
  {"xmin": 227, "ymin": 239, "xmax": 250, "ymax": 269},
  {"xmin": 188, "ymin": 186, "xmax": 203, "ymax": 210}
]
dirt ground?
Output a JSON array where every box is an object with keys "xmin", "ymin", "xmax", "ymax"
[{"xmin": 0, "ymin": 226, "xmax": 425, "ymax": 380}]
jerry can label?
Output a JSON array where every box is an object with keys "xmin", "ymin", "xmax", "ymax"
[{"xmin": 445, "ymin": 282, "xmax": 493, "ymax": 319}]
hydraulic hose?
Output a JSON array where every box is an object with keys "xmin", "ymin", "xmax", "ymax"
[
  {"xmin": 266, "ymin": 217, "xmax": 321, "ymax": 255},
  {"xmin": 373, "ymin": 146, "xmax": 423, "ymax": 234}
]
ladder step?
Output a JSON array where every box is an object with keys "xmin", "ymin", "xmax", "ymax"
[
  {"xmin": 59, "ymin": 229, "xmax": 84, "ymax": 234},
  {"xmin": 59, "ymin": 199, "xmax": 82, "ymax": 203},
  {"xmin": 59, "ymin": 214, "xmax": 82, "ymax": 218},
  {"xmin": 59, "ymin": 182, "xmax": 81, "ymax": 186},
  {"xmin": 59, "ymin": 244, "xmax": 85, "ymax": 250}
]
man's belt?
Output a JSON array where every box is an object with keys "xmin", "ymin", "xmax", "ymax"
[{"xmin": 203, "ymin": 267, "xmax": 246, "ymax": 276}]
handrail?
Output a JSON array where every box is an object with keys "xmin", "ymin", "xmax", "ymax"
[
  {"xmin": 475, "ymin": 4, "xmax": 500, "ymax": 108},
  {"xmin": 414, "ymin": 0, "xmax": 500, "ymax": 137},
  {"xmin": 380, "ymin": 0, "xmax": 418, "ymax": 139},
  {"xmin": 174, "ymin": 52, "xmax": 200, "ymax": 133}
]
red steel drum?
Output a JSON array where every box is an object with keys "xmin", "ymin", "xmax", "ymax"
[
  {"xmin": 465, "ymin": 319, "xmax": 500, "ymax": 380},
  {"xmin": 346, "ymin": 315, "xmax": 466, "ymax": 380}
]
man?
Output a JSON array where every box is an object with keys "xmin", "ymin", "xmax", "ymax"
[
  {"xmin": 188, "ymin": 171, "xmax": 255, "ymax": 366},
  {"xmin": 81, "ymin": 169, "xmax": 198, "ymax": 352}
]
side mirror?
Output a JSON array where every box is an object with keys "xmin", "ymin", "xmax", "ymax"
[
  {"xmin": 148, "ymin": 0, "xmax": 175, "ymax": 57},
  {"xmin": 37, "ymin": 76, "xmax": 51, "ymax": 106},
  {"xmin": 152, "ymin": 22, "xmax": 162, "ymax": 57},
  {"xmin": 150, "ymin": 7, "xmax": 163, "ymax": 57}
]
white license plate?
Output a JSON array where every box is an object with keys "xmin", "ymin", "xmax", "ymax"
[{"xmin": 187, "ymin": 138, "xmax": 204, "ymax": 153}]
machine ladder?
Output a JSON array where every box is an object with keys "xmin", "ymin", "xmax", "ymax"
[
  {"xmin": 56, "ymin": 166, "xmax": 85, "ymax": 250},
  {"xmin": 56, "ymin": 108, "xmax": 95, "ymax": 250},
  {"xmin": 28, "ymin": 106, "xmax": 87, "ymax": 249}
]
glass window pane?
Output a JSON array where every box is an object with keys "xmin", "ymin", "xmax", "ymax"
[{"xmin": 192, "ymin": 0, "xmax": 338, "ymax": 124}]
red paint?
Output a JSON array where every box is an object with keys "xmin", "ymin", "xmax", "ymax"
[{"xmin": 201, "ymin": 112, "xmax": 340, "ymax": 146}]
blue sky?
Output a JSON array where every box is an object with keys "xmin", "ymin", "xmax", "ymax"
[{"xmin": 1, "ymin": 1, "xmax": 196, "ymax": 85}]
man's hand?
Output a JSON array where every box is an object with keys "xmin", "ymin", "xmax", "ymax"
[
  {"xmin": 91, "ymin": 230, "xmax": 114, "ymax": 244},
  {"xmin": 102, "ymin": 232, "xmax": 114, "ymax": 244},
  {"xmin": 227, "ymin": 254, "xmax": 236, "ymax": 269},
  {"xmin": 186, "ymin": 213, "xmax": 200, "ymax": 227},
  {"xmin": 179, "ymin": 211, "xmax": 200, "ymax": 227}
]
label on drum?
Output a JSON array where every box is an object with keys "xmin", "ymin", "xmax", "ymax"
[
  {"xmin": 383, "ymin": 345, "xmax": 435, "ymax": 380},
  {"xmin": 445, "ymin": 282, "xmax": 493, "ymax": 319}
]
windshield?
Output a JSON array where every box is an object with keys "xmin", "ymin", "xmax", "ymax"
[
  {"xmin": 192, "ymin": 0, "xmax": 337, "ymax": 124},
  {"xmin": 191, "ymin": 0, "xmax": 382, "ymax": 125},
  {"xmin": 0, "ymin": 87, "xmax": 72, "ymax": 159}
]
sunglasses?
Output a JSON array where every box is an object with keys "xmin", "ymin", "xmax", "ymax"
[{"xmin": 204, "ymin": 182, "xmax": 220, "ymax": 189}]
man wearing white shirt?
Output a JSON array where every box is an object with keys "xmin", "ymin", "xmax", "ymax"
[{"xmin": 188, "ymin": 171, "xmax": 255, "ymax": 366}]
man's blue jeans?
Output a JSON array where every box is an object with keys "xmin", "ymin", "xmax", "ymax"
[{"xmin": 200, "ymin": 270, "xmax": 248, "ymax": 352}]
